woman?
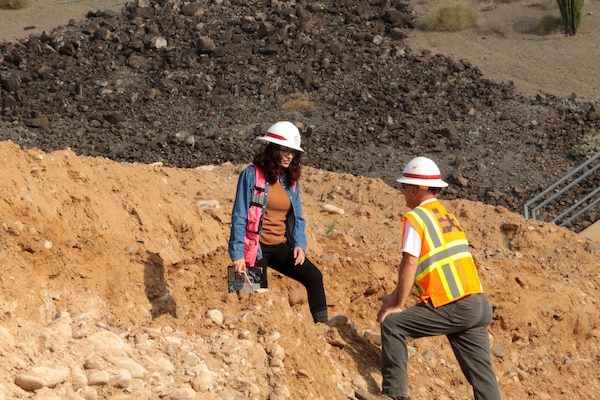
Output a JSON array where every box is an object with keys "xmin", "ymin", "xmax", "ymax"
[{"xmin": 228, "ymin": 121, "xmax": 329, "ymax": 323}]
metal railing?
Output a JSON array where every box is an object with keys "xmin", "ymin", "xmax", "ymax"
[{"xmin": 523, "ymin": 151, "xmax": 600, "ymax": 230}]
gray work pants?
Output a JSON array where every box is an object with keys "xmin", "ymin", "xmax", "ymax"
[{"xmin": 380, "ymin": 293, "xmax": 501, "ymax": 400}]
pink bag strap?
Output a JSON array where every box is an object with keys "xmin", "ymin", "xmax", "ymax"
[{"xmin": 246, "ymin": 166, "xmax": 266, "ymax": 237}]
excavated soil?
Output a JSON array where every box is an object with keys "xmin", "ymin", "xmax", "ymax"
[{"xmin": 0, "ymin": 1, "xmax": 599, "ymax": 400}]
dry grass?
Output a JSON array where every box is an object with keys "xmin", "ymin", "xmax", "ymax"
[
  {"xmin": 479, "ymin": 17, "xmax": 514, "ymax": 37},
  {"xmin": 534, "ymin": 14, "xmax": 564, "ymax": 34},
  {"xmin": 0, "ymin": 0, "xmax": 27, "ymax": 9},
  {"xmin": 481, "ymin": 0, "xmax": 557, "ymax": 8},
  {"xmin": 573, "ymin": 134, "xmax": 600, "ymax": 159},
  {"xmin": 539, "ymin": 0, "xmax": 560, "ymax": 11},
  {"xmin": 281, "ymin": 93, "xmax": 312, "ymax": 111},
  {"xmin": 417, "ymin": 1, "xmax": 480, "ymax": 32},
  {"xmin": 282, "ymin": 99, "xmax": 311, "ymax": 111}
]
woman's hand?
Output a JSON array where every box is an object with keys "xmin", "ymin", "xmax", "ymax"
[
  {"xmin": 293, "ymin": 247, "xmax": 305, "ymax": 265},
  {"xmin": 232, "ymin": 259, "xmax": 246, "ymax": 275}
]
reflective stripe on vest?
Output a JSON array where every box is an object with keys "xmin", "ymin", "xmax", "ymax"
[{"xmin": 405, "ymin": 201, "xmax": 483, "ymax": 307}]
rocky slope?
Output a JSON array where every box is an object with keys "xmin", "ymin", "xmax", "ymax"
[{"xmin": 0, "ymin": 0, "xmax": 598, "ymax": 232}]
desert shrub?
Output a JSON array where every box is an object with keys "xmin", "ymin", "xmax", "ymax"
[
  {"xmin": 524, "ymin": 0, "xmax": 560, "ymax": 9},
  {"xmin": 572, "ymin": 134, "xmax": 600, "ymax": 160},
  {"xmin": 556, "ymin": 0, "xmax": 584, "ymax": 35},
  {"xmin": 543, "ymin": 0, "xmax": 560, "ymax": 11},
  {"xmin": 325, "ymin": 218, "xmax": 338, "ymax": 238},
  {"xmin": 417, "ymin": 1, "xmax": 479, "ymax": 32},
  {"xmin": 0, "ymin": 0, "xmax": 27, "ymax": 9},
  {"xmin": 281, "ymin": 92, "xmax": 312, "ymax": 111},
  {"xmin": 534, "ymin": 14, "xmax": 564, "ymax": 34},
  {"xmin": 479, "ymin": 17, "xmax": 514, "ymax": 37}
]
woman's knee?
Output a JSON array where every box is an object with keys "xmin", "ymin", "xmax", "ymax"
[{"xmin": 301, "ymin": 260, "xmax": 323, "ymax": 280}]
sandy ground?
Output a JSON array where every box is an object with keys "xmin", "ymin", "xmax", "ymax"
[
  {"xmin": 405, "ymin": 0, "xmax": 600, "ymax": 100},
  {"xmin": 0, "ymin": 0, "xmax": 127, "ymax": 42}
]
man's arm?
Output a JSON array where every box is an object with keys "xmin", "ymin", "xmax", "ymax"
[
  {"xmin": 394, "ymin": 252, "xmax": 418, "ymax": 308},
  {"xmin": 377, "ymin": 252, "xmax": 418, "ymax": 323}
]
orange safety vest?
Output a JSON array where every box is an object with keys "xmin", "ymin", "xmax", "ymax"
[{"xmin": 402, "ymin": 200, "xmax": 483, "ymax": 307}]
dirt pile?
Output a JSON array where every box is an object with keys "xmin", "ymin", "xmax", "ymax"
[
  {"xmin": 0, "ymin": 0, "xmax": 599, "ymax": 398},
  {"xmin": 0, "ymin": 140, "xmax": 598, "ymax": 399},
  {"xmin": 0, "ymin": 0, "xmax": 598, "ymax": 232}
]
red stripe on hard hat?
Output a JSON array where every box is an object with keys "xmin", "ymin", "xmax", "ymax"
[
  {"xmin": 403, "ymin": 173, "xmax": 441, "ymax": 180},
  {"xmin": 265, "ymin": 132, "xmax": 286, "ymax": 141}
]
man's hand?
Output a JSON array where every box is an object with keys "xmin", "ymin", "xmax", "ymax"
[
  {"xmin": 377, "ymin": 293, "xmax": 395, "ymax": 308},
  {"xmin": 377, "ymin": 292, "xmax": 404, "ymax": 323},
  {"xmin": 375, "ymin": 252, "xmax": 418, "ymax": 323},
  {"xmin": 377, "ymin": 305, "xmax": 404, "ymax": 323}
]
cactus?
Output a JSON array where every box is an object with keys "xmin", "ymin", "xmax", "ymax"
[{"xmin": 556, "ymin": 0, "xmax": 585, "ymax": 36}]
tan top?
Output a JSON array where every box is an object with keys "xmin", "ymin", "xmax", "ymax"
[{"xmin": 260, "ymin": 180, "xmax": 290, "ymax": 246}]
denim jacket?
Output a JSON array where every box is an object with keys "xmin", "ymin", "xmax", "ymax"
[{"xmin": 228, "ymin": 165, "xmax": 307, "ymax": 262}]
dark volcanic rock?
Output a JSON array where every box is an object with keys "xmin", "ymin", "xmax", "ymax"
[{"xmin": 0, "ymin": 0, "xmax": 598, "ymax": 231}]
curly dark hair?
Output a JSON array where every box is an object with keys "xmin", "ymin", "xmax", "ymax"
[{"xmin": 253, "ymin": 143, "xmax": 302, "ymax": 185}]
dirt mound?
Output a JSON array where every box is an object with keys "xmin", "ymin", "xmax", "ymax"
[
  {"xmin": 0, "ymin": 140, "xmax": 598, "ymax": 399},
  {"xmin": 0, "ymin": 0, "xmax": 598, "ymax": 232},
  {"xmin": 0, "ymin": 0, "xmax": 599, "ymax": 398}
]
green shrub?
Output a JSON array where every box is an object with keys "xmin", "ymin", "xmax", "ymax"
[
  {"xmin": 556, "ymin": 0, "xmax": 584, "ymax": 35},
  {"xmin": 325, "ymin": 218, "xmax": 338, "ymax": 238},
  {"xmin": 0, "ymin": 0, "xmax": 28, "ymax": 9},
  {"xmin": 417, "ymin": 1, "xmax": 479, "ymax": 32}
]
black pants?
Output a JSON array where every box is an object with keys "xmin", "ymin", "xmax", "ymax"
[{"xmin": 256, "ymin": 243, "xmax": 328, "ymax": 323}]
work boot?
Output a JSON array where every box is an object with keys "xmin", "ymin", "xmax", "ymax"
[
  {"xmin": 354, "ymin": 389, "xmax": 410, "ymax": 400},
  {"xmin": 325, "ymin": 314, "xmax": 349, "ymax": 327},
  {"xmin": 312, "ymin": 309, "xmax": 329, "ymax": 323}
]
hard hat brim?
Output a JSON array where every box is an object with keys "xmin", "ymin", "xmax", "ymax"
[
  {"xmin": 396, "ymin": 176, "xmax": 448, "ymax": 188},
  {"xmin": 258, "ymin": 136, "xmax": 304, "ymax": 152}
]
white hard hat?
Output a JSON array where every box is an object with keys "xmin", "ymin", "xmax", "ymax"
[
  {"xmin": 258, "ymin": 121, "xmax": 304, "ymax": 152},
  {"xmin": 396, "ymin": 156, "xmax": 448, "ymax": 188}
]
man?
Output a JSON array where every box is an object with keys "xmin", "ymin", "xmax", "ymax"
[{"xmin": 356, "ymin": 156, "xmax": 501, "ymax": 400}]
